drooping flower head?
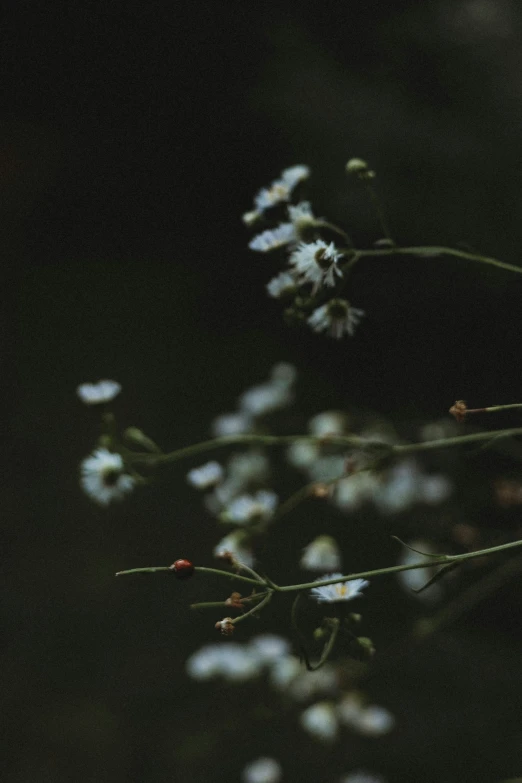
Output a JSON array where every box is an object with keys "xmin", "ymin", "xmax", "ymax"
[
  {"xmin": 308, "ymin": 298, "xmax": 365, "ymax": 339},
  {"xmin": 289, "ymin": 240, "xmax": 343, "ymax": 291},
  {"xmin": 76, "ymin": 379, "xmax": 121, "ymax": 405}
]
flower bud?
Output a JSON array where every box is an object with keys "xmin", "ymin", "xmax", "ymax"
[{"xmin": 345, "ymin": 158, "xmax": 375, "ymax": 179}]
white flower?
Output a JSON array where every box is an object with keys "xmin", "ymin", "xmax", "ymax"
[
  {"xmin": 76, "ymin": 379, "xmax": 121, "ymax": 405},
  {"xmin": 253, "ymin": 164, "xmax": 310, "ymax": 212},
  {"xmin": 268, "ymin": 655, "xmax": 302, "ymax": 690},
  {"xmin": 301, "ymin": 536, "xmax": 341, "ymax": 572},
  {"xmin": 308, "ymin": 299, "xmax": 365, "ymax": 339},
  {"xmin": 242, "ymin": 757, "xmax": 282, "ymax": 783},
  {"xmin": 289, "ymin": 240, "xmax": 343, "ymax": 290},
  {"xmin": 281, "ymin": 164, "xmax": 310, "ymax": 189},
  {"xmin": 420, "ymin": 474, "xmax": 452, "ymax": 504},
  {"xmin": 80, "ymin": 448, "xmax": 134, "ymax": 506},
  {"xmin": 270, "ymin": 361, "xmax": 297, "ymax": 387},
  {"xmin": 334, "ymin": 472, "xmax": 380, "ymax": 511},
  {"xmin": 225, "ymin": 490, "xmax": 278, "ymax": 525},
  {"xmin": 239, "ymin": 382, "xmax": 293, "ymax": 417},
  {"xmin": 355, "ymin": 706, "xmax": 395, "ymax": 736},
  {"xmin": 310, "ymin": 574, "xmax": 369, "ymax": 603},
  {"xmin": 186, "ymin": 461, "xmax": 224, "ymax": 489},
  {"xmin": 300, "ymin": 701, "xmax": 339, "ymax": 742},
  {"xmin": 340, "ymin": 771, "xmax": 386, "ymax": 783},
  {"xmin": 248, "ymin": 634, "xmax": 291, "ymax": 665},
  {"xmin": 249, "ymin": 223, "xmax": 297, "ymax": 252},
  {"xmin": 288, "ymin": 664, "xmax": 338, "ymax": 702},
  {"xmin": 287, "ymin": 200, "xmax": 316, "ymax": 231},
  {"xmin": 186, "ymin": 643, "xmax": 261, "ymax": 682},
  {"xmin": 308, "ymin": 411, "xmax": 348, "ymax": 437},
  {"xmin": 266, "ymin": 271, "xmax": 297, "ymax": 298},
  {"xmin": 211, "ymin": 411, "xmax": 253, "ymax": 437},
  {"xmin": 286, "ymin": 440, "xmax": 319, "ymax": 468},
  {"xmin": 213, "ymin": 531, "xmax": 254, "ymax": 567}
]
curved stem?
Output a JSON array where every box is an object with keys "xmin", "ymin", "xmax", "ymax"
[
  {"xmin": 354, "ymin": 245, "xmax": 522, "ymax": 275},
  {"xmin": 231, "ymin": 590, "xmax": 273, "ymax": 625}
]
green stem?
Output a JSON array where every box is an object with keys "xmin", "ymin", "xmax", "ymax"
[
  {"xmin": 122, "ymin": 426, "xmax": 522, "ymax": 471},
  {"xmin": 353, "ymin": 245, "xmax": 522, "ymax": 275},
  {"xmin": 363, "ymin": 181, "xmax": 394, "ymax": 242},
  {"xmin": 277, "ymin": 537, "xmax": 522, "ymax": 593},
  {"xmin": 231, "ymin": 591, "xmax": 273, "ymax": 625},
  {"xmin": 115, "ymin": 564, "xmax": 265, "ymax": 587}
]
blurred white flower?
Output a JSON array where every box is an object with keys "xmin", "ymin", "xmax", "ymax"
[
  {"xmin": 211, "ymin": 411, "xmax": 253, "ymax": 437},
  {"xmin": 76, "ymin": 379, "xmax": 121, "ymax": 405},
  {"xmin": 252, "ymin": 164, "xmax": 310, "ymax": 212},
  {"xmin": 340, "ymin": 771, "xmax": 386, "ymax": 783},
  {"xmin": 355, "ymin": 705, "xmax": 395, "ymax": 736},
  {"xmin": 289, "ymin": 240, "xmax": 343, "ymax": 290},
  {"xmin": 267, "ymin": 271, "xmax": 297, "ymax": 298},
  {"xmin": 213, "ymin": 531, "xmax": 254, "ymax": 567},
  {"xmin": 239, "ymin": 382, "xmax": 293, "ymax": 417},
  {"xmin": 286, "ymin": 440, "xmax": 319, "ymax": 468},
  {"xmin": 248, "ymin": 635, "xmax": 291, "ymax": 665},
  {"xmin": 301, "ymin": 535, "xmax": 342, "ymax": 572},
  {"xmin": 249, "ymin": 223, "xmax": 297, "ymax": 252},
  {"xmin": 420, "ymin": 474, "xmax": 452, "ymax": 504},
  {"xmin": 225, "ymin": 490, "xmax": 278, "ymax": 525},
  {"xmin": 334, "ymin": 472, "xmax": 380, "ymax": 511},
  {"xmin": 186, "ymin": 461, "xmax": 224, "ymax": 489},
  {"xmin": 80, "ymin": 448, "xmax": 134, "ymax": 506},
  {"xmin": 186, "ymin": 643, "xmax": 262, "ymax": 683},
  {"xmin": 270, "ymin": 362, "xmax": 297, "ymax": 387},
  {"xmin": 287, "ymin": 200, "xmax": 316, "ymax": 231},
  {"xmin": 308, "ymin": 299, "xmax": 365, "ymax": 339},
  {"xmin": 308, "ymin": 410, "xmax": 348, "ymax": 437},
  {"xmin": 287, "ymin": 663, "xmax": 339, "ymax": 702},
  {"xmin": 311, "ymin": 575, "xmax": 369, "ymax": 603},
  {"xmin": 300, "ymin": 701, "xmax": 339, "ymax": 742},
  {"xmin": 242, "ymin": 757, "xmax": 282, "ymax": 783},
  {"xmin": 268, "ymin": 655, "xmax": 302, "ymax": 690}
]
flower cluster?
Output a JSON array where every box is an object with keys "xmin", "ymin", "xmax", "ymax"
[{"xmin": 243, "ymin": 164, "xmax": 365, "ymax": 339}]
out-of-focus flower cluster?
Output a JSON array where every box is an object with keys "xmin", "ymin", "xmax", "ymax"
[
  {"xmin": 186, "ymin": 633, "xmax": 394, "ymax": 745},
  {"xmin": 243, "ymin": 164, "xmax": 365, "ymax": 339}
]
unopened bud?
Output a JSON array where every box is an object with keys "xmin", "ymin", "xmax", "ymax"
[
  {"xmin": 349, "ymin": 636, "xmax": 375, "ymax": 661},
  {"xmin": 225, "ymin": 592, "xmax": 244, "ymax": 609},
  {"xmin": 449, "ymin": 400, "xmax": 467, "ymax": 423},
  {"xmin": 346, "ymin": 158, "xmax": 375, "ymax": 179},
  {"xmin": 215, "ymin": 617, "xmax": 235, "ymax": 636}
]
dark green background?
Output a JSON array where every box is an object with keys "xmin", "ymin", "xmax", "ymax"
[{"xmin": 6, "ymin": 2, "xmax": 522, "ymax": 781}]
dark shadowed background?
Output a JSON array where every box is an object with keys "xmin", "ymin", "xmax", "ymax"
[{"xmin": 5, "ymin": 1, "xmax": 522, "ymax": 781}]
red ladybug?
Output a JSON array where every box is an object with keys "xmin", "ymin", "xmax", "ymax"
[{"xmin": 170, "ymin": 559, "xmax": 195, "ymax": 579}]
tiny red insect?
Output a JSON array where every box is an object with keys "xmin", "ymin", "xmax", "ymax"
[{"xmin": 170, "ymin": 559, "xmax": 195, "ymax": 579}]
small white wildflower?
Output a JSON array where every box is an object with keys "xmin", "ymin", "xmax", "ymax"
[
  {"xmin": 268, "ymin": 655, "xmax": 302, "ymax": 690},
  {"xmin": 225, "ymin": 490, "xmax": 278, "ymax": 525},
  {"xmin": 213, "ymin": 531, "xmax": 254, "ymax": 568},
  {"xmin": 301, "ymin": 536, "xmax": 341, "ymax": 572},
  {"xmin": 239, "ymin": 382, "xmax": 293, "ymax": 417},
  {"xmin": 281, "ymin": 164, "xmax": 310, "ymax": 188},
  {"xmin": 287, "ymin": 200, "xmax": 316, "ymax": 231},
  {"xmin": 266, "ymin": 271, "xmax": 297, "ymax": 298},
  {"xmin": 397, "ymin": 540, "xmax": 443, "ymax": 603},
  {"xmin": 80, "ymin": 448, "xmax": 134, "ymax": 506},
  {"xmin": 337, "ymin": 693, "xmax": 365, "ymax": 726},
  {"xmin": 270, "ymin": 361, "xmax": 297, "ymax": 387},
  {"xmin": 355, "ymin": 706, "xmax": 395, "ymax": 736},
  {"xmin": 286, "ymin": 440, "xmax": 319, "ymax": 468},
  {"xmin": 186, "ymin": 643, "xmax": 261, "ymax": 682},
  {"xmin": 308, "ymin": 299, "xmax": 365, "ymax": 339},
  {"xmin": 76, "ymin": 379, "xmax": 121, "ymax": 405},
  {"xmin": 242, "ymin": 757, "xmax": 282, "ymax": 783},
  {"xmin": 227, "ymin": 451, "xmax": 270, "ymax": 484},
  {"xmin": 308, "ymin": 411, "xmax": 348, "ymax": 437},
  {"xmin": 306, "ymin": 454, "xmax": 345, "ymax": 483},
  {"xmin": 252, "ymin": 165, "xmax": 310, "ymax": 212},
  {"xmin": 249, "ymin": 223, "xmax": 297, "ymax": 252},
  {"xmin": 310, "ymin": 574, "xmax": 369, "ymax": 603},
  {"xmin": 211, "ymin": 411, "xmax": 253, "ymax": 437},
  {"xmin": 249, "ymin": 635, "xmax": 291, "ymax": 665},
  {"xmin": 340, "ymin": 771, "xmax": 386, "ymax": 783},
  {"xmin": 289, "ymin": 240, "xmax": 343, "ymax": 290},
  {"xmin": 186, "ymin": 461, "xmax": 224, "ymax": 489},
  {"xmin": 300, "ymin": 701, "xmax": 339, "ymax": 742},
  {"xmin": 185, "ymin": 644, "xmax": 226, "ymax": 681},
  {"xmin": 288, "ymin": 664, "xmax": 339, "ymax": 702},
  {"xmin": 420, "ymin": 474, "xmax": 452, "ymax": 504},
  {"xmin": 334, "ymin": 472, "xmax": 380, "ymax": 511}
]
